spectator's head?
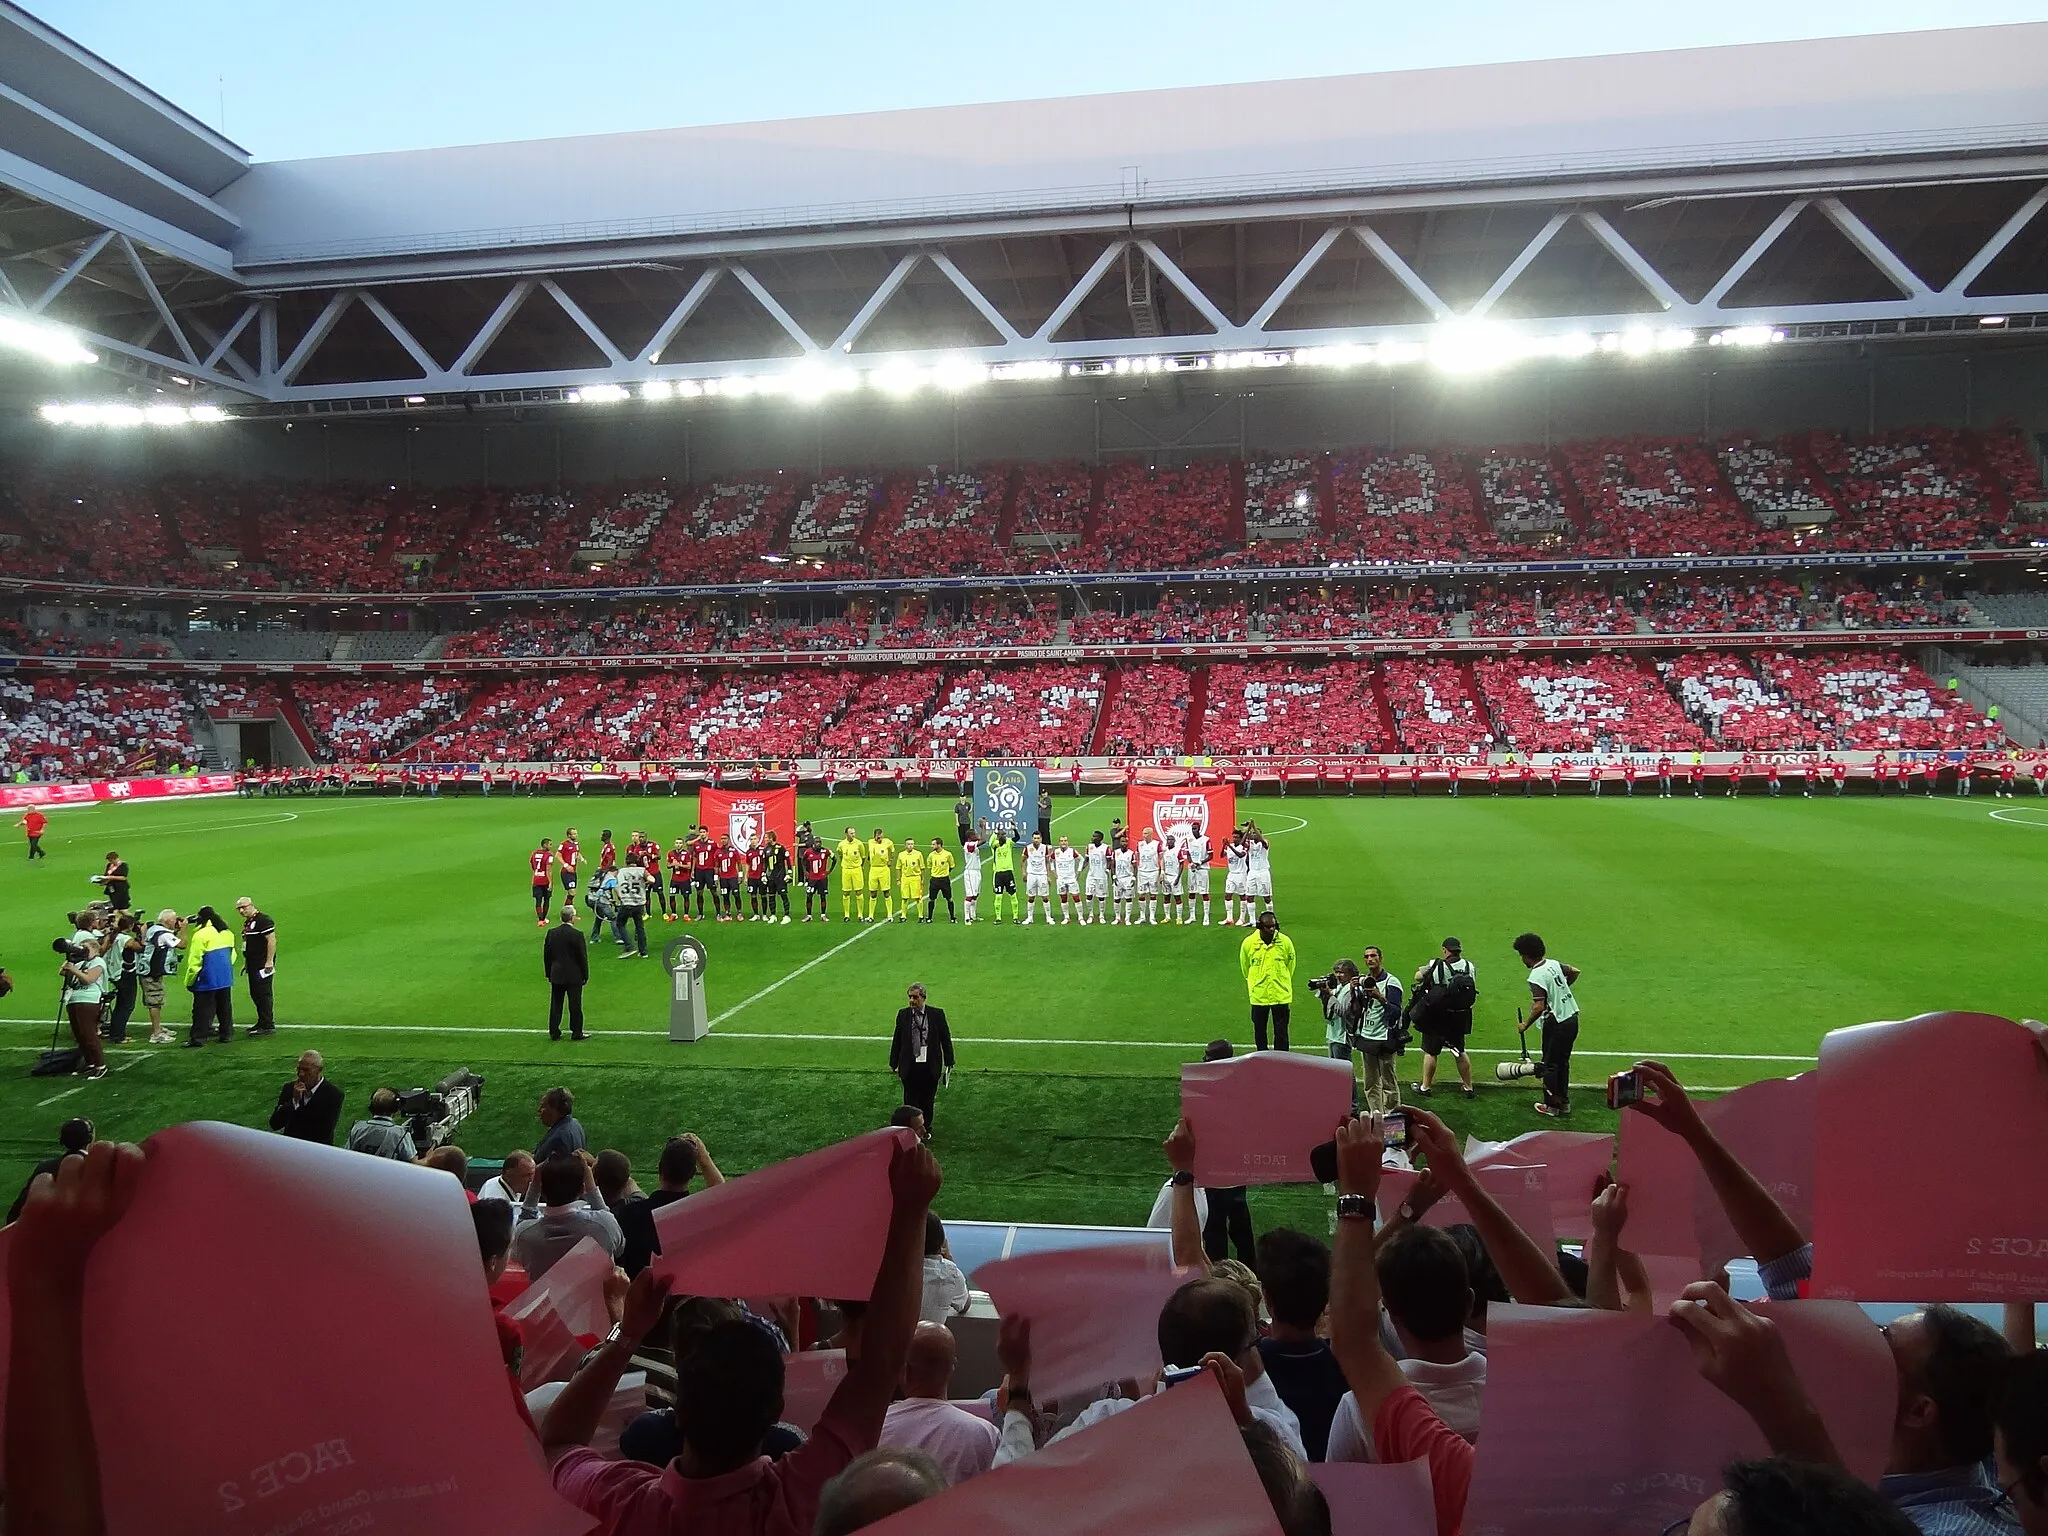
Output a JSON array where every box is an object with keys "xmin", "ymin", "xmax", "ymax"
[
  {"xmin": 889, "ymin": 1104, "xmax": 927, "ymax": 1140},
  {"xmin": 56, "ymin": 1117, "xmax": 93, "ymax": 1154},
  {"xmin": 1884, "ymin": 1304, "xmax": 2013, "ymax": 1473},
  {"xmin": 537, "ymin": 1155, "xmax": 586, "ymax": 1209},
  {"xmin": 1240, "ymin": 1419, "xmax": 1332, "ymax": 1536},
  {"xmin": 1203, "ymin": 1038, "xmax": 1235, "ymax": 1063},
  {"xmin": 1159, "ymin": 1276, "xmax": 1258, "ymax": 1372},
  {"xmin": 472, "ymin": 1199, "xmax": 515, "ymax": 1284},
  {"xmin": 656, "ymin": 1136, "xmax": 698, "ymax": 1190},
  {"xmin": 1995, "ymin": 1350, "xmax": 2048, "ymax": 1536},
  {"xmin": 1256, "ymin": 1228, "xmax": 1330, "ymax": 1333},
  {"xmin": 500, "ymin": 1150, "xmax": 536, "ymax": 1196},
  {"xmin": 900, "ymin": 1321, "xmax": 957, "ymax": 1399},
  {"xmin": 923, "ymin": 1209, "xmax": 947, "ymax": 1258},
  {"xmin": 1513, "ymin": 932, "xmax": 1546, "ymax": 966},
  {"xmin": 422, "ymin": 1145, "xmax": 468, "ymax": 1184},
  {"xmin": 670, "ymin": 1295, "xmax": 748, "ymax": 1365},
  {"xmin": 1445, "ymin": 1224, "xmax": 1508, "ymax": 1327},
  {"xmin": 813, "ymin": 1447, "xmax": 946, "ymax": 1536},
  {"xmin": 1376, "ymin": 1226, "xmax": 1474, "ymax": 1351},
  {"xmin": 295, "ymin": 1051, "xmax": 324, "ymax": 1087},
  {"xmin": 368, "ymin": 1088, "xmax": 399, "ymax": 1118},
  {"xmin": 1682, "ymin": 1456, "xmax": 1921, "ymax": 1536},
  {"xmin": 674, "ymin": 1318, "xmax": 785, "ymax": 1473},
  {"xmin": 593, "ymin": 1149, "xmax": 634, "ymax": 1205},
  {"xmin": 538, "ymin": 1087, "xmax": 573, "ymax": 1127}
]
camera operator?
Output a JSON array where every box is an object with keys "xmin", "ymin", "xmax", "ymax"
[
  {"xmin": 1315, "ymin": 961, "xmax": 1365, "ymax": 1110},
  {"xmin": 54, "ymin": 932, "xmax": 108, "ymax": 1079},
  {"xmin": 89, "ymin": 850, "xmax": 131, "ymax": 913},
  {"xmin": 1316, "ymin": 953, "xmax": 1405, "ymax": 1115},
  {"xmin": 1411, "ymin": 938, "xmax": 1478, "ymax": 1102},
  {"xmin": 138, "ymin": 909, "xmax": 180, "ymax": 1045},
  {"xmin": 99, "ymin": 913, "xmax": 140, "ymax": 1046}
]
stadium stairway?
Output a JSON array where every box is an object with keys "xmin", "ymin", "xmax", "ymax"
[
  {"xmin": 1928, "ymin": 648, "xmax": 2048, "ymax": 748},
  {"xmin": 991, "ymin": 466, "xmax": 1023, "ymax": 547},
  {"xmin": 1182, "ymin": 666, "xmax": 1211, "ymax": 754},
  {"xmin": 1315, "ymin": 455, "xmax": 1338, "ymax": 536},
  {"xmin": 1369, "ymin": 663, "xmax": 1401, "ymax": 746},
  {"xmin": 1086, "ymin": 669, "xmax": 1122, "ymax": 755},
  {"xmin": 272, "ymin": 683, "xmax": 325, "ymax": 762}
]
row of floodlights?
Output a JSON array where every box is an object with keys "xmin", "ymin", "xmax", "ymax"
[{"xmin": 563, "ymin": 326, "xmax": 1775, "ymax": 405}]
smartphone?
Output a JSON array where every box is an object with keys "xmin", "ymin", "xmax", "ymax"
[
  {"xmin": 1383, "ymin": 1109, "xmax": 1410, "ymax": 1150},
  {"xmin": 1607, "ymin": 1070, "xmax": 1642, "ymax": 1110},
  {"xmin": 1309, "ymin": 1139, "xmax": 1338, "ymax": 1186},
  {"xmin": 1160, "ymin": 1365, "xmax": 1206, "ymax": 1388}
]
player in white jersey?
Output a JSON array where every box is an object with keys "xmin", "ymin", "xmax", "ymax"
[
  {"xmin": 1244, "ymin": 826, "xmax": 1274, "ymax": 916},
  {"xmin": 1183, "ymin": 829, "xmax": 1213, "ymax": 926},
  {"xmin": 1111, "ymin": 841, "xmax": 1137, "ymax": 924},
  {"xmin": 1134, "ymin": 830, "xmax": 1163, "ymax": 925},
  {"xmin": 1022, "ymin": 835, "xmax": 1053, "ymax": 925},
  {"xmin": 1222, "ymin": 831, "xmax": 1250, "ymax": 925},
  {"xmin": 1158, "ymin": 836, "xmax": 1188, "ymax": 924},
  {"xmin": 960, "ymin": 835, "xmax": 983, "ymax": 924},
  {"xmin": 1052, "ymin": 837, "xmax": 1081, "ymax": 925},
  {"xmin": 1083, "ymin": 832, "xmax": 1111, "ymax": 925}
]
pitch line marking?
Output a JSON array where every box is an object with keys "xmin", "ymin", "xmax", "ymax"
[
  {"xmin": 1989, "ymin": 808, "xmax": 2048, "ymax": 829},
  {"xmin": 59, "ymin": 812, "xmax": 302, "ymax": 843},
  {"xmin": 705, "ymin": 922, "xmax": 889, "ymax": 1029}
]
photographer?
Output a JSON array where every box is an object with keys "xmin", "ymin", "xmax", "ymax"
[
  {"xmin": 138, "ymin": 910, "xmax": 180, "ymax": 1045},
  {"xmin": 99, "ymin": 914, "xmax": 140, "ymax": 1046},
  {"xmin": 1410, "ymin": 938, "xmax": 1478, "ymax": 1101},
  {"xmin": 1315, "ymin": 961, "xmax": 1366, "ymax": 1109},
  {"xmin": 1318, "ymin": 953, "xmax": 1405, "ymax": 1115},
  {"xmin": 55, "ymin": 933, "xmax": 108, "ymax": 1080}
]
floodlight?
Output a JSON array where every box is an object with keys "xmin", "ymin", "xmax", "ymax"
[
  {"xmin": 639, "ymin": 381, "xmax": 674, "ymax": 401},
  {"xmin": 0, "ymin": 313, "xmax": 96, "ymax": 367}
]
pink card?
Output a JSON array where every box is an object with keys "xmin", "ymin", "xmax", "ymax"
[
  {"xmin": 1468, "ymin": 1131, "xmax": 1615, "ymax": 1242},
  {"xmin": 648, "ymin": 1127, "xmax": 914, "ymax": 1297},
  {"xmin": 1181, "ymin": 1052, "xmax": 1355, "ymax": 1186},
  {"xmin": 1378, "ymin": 1162, "xmax": 1559, "ymax": 1258},
  {"xmin": 1307, "ymin": 1459, "xmax": 1436, "ymax": 1536},
  {"xmin": 860, "ymin": 1372, "xmax": 1284, "ymax": 1536},
  {"xmin": 976, "ymin": 1243, "xmax": 1191, "ymax": 1402},
  {"xmin": 781, "ymin": 1350, "xmax": 849, "ymax": 1433},
  {"xmin": 1813, "ymin": 1012, "xmax": 2048, "ymax": 1300},
  {"xmin": 0, "ymin": 1122, "xmax": 588, "ymax": 1536},
  {"xmin": 1463, "ymin": 1301, "xmax": 1894, "ymax": 1536},
  {"xmin": 504, "ymin": 1235, "xmax": 614, "ymax": 1342},
  {"xmin": 510, "ymin": 1301, "xmax": 586, "ymax": 1392}
]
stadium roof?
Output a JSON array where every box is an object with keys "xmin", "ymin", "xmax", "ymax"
[{"xmin": 222, "ymin": 24, "xmax": 2048, "ymax": 269}]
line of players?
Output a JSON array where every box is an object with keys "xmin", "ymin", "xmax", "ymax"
[
  {"xmin": 522, "ymin": 820, "xmax": 1279, "ymax": 930},
  {"xmin": 828, "ymin": 822, "xmax": 1277, "ymax": 927}
]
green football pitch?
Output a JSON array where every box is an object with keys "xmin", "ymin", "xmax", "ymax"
[{"xmin": 3, "ymin": 788, "xmax": 2043, "ymax": 1233}]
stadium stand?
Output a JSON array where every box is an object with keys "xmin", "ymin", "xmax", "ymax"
[
  {"xmin": 0, "ymin": 675, "xmax": 195, "ymax": 777},
  {"xmin": 919, "ymin": 665, "xmax": 1105, "ymax": 758},
  {"xmin": 818, "ymin": 668, "xmax": 947, "ymax": 758},
  {"xmin": 1475, "ymin": 655, "xmax": 1708, "ymax": 753},
  {"xmin": 1198, "ymin": 661, "xmax": 1392, "ymax": 754},
  {"xmin": 1661, "ymin": 652, "xmax": 1818, "ymax": 750},
  {"xmin": 1381, "ymin": 660, "xmax": 1490, "ymax": 753},
  {"xmin": 1758, "ymin": 651, "xmax": 2005, "ymax": 750},
  {"xmin": 293, "ymin": 676, "xmax": 470, "ymax": 759},
  {"xmin": 1095, "ymin": 665, "xmax": 1194, "ymax": 755}
]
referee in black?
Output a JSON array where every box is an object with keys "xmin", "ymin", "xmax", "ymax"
[{"xmin": 235, "ymin": 895, "xmax": 278, "ymax": 1037}]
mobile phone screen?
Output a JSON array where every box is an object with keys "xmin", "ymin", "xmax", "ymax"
[
  {"xmin": 1383, "ymin": 1110, "xmax": 1409, "ymax": 1150},
  {"xmin": 1607, "ymin": 1071, "xmax": 1640, "ymax": 1110}
]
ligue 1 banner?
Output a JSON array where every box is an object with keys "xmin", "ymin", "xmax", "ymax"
[
  {"xmin": 974, "ymin": 764, "xmax": 1039, "ymax": 838},
  {"xmin": 1126, "ymin": 783, "xmax": 1235, "ymax": 865},
  {"xmin": 0, "ymin": 773, "xmax": 237, "ymax": 810},
  {"xmin": 698, "ymin": 784, "xmax": 797, "ymax": 853}
]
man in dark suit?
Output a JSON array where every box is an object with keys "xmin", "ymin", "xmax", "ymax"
[
  {"xmin": 889, "ymin": 982, "xmax": 955, "ymax": 1133},
  {"xmin": 545, "ymin": 905, "xmax": 590, "ymax": 1041},
  {"xmin": 269, "ymin": 1051, "xmax": 344, "ymax": 1145}
]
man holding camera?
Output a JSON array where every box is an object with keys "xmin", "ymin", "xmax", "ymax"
[
  {"xmin": 56, "ymin": 932, "xmax": 109, "ymax": 1080},
  {"xmin": 1318, "ymin": 952, "xmax": 1405, "ymax": 1115},
  {"xmin": 1411, "ymin": 938, "xmax": 1478, "ymax": 1101},
  {"xmin": 139, "ymin": 909, "xmax": 180, "ymax": 1044}
]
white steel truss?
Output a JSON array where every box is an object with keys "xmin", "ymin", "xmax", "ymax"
[{"xmin": 7, "ymin": 172, "xmax": 2048, "ymax": 405}]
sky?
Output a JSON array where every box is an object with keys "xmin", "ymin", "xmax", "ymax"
[{"xmin": 21, "ymin": 0, "xmax": 2044, "ymax": 162}]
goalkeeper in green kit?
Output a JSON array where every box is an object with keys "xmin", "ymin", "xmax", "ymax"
[{"xmin": 988, "ymin": 831, "xmax": 1019, "ymax": 924}]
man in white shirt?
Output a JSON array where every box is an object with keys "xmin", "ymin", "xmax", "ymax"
[
  {"xmin": 1134, "ymin": 830, "xmax": 1163, "ymax": 926},
  {"xmin": 476, "ymin": 1149, "xmax": 536, "ymax": 1208},
  {"xmin": 513, "ymin": 1153, "xmax": 625, "ymax": 1279},
  {"xmin": 1515, "ymin": 931, "xmax": 1582, "ymax": 1119},
  {"xmin": 1082, "ymin": 833, "xmax": 1110, "ymax": 926},
  {"xmin": 1111, "ymin": 841, "xmax": 1137, "ymax": 926},
  {"xmin": 1222, "ymin": 832, "xmax": 1249, "ymax": 926},
  {"xmin": 1158, "ymin": 835, "xmax": 1188, "ymax": 924},
  {"xmin": 1183, "ymin": 830, "xmax": 1213, "ymax": 926},
  {"xmin": 1244, "ymin": 828, "xmax": 1274, "ymax": 918},
  {"xmin": 879, "ymin": 1324, "xmax": 998, "ymax": 1485},
  {"xmin": 1051, "ymin": 837, "xmax": 1081, "ymax": 925},
  {"xmin": 1324, "ymin": 1224, "xmax": 1486, "ymax": 1460},
  {"xmin": 1022, "ymin": 836, "xmax": 1052, "ymax": 926}
]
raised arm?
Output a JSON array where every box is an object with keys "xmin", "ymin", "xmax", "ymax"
[
  {"xmin": 541, "ymin": 1268, "xmax": 673, "ymax": 1462},
  {"xmin": 1627, "ymin": 1062, "xmax": 1806, "ymax": 1272},
  {"xmin": 1326, "ymin": 1116, "xmax": 1406, "ymax": 1414},
  {"xmin": 1669, "ymin": 1282, "xmax": 1839, "ymax": 1466},
  {"xmin": 1162, "ymin": 1118, "xmax": 1208, "ymax": 1274},
  {"xmin": 828, "ymin": 1140, "xmax": 943, "ymax": 1443},
  {"xmin": 1408, "ymin": 1108, "xmax": 1572, "ymax": 1307}
]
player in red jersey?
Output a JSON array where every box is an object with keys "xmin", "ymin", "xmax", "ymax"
[
  {"xmin": 1999, "ymin": 759, "xmax": 2018, "ymax": 799},
  {"xmin": 744, "ymin": 844, "xmax": 768, "ymax": 919},
  {"xmin": 799, "ymin": 837, "xmax": 833, "ymax": 921},
  {"xmin": 598, "ymin": 831, "xmax": 618, "ymax": 877},
  {"xmin": 665, "ymin": 838, "xmax": 691, "ymax": 921},
  {"xmin": 1549, "ymin": 760, "xmax": 1564, "ymax": 795},
  {"xmin": 714, "ymin": 838, "xmax": 741, "ymax": 921},
  {"xmin": 690, "ymin": 830, "xmax": 717, "ymax": 920},
  {"xmin": 530, "ymin": 838, "xmax": 555, "ymax": 924},
  {"xmin": 558, "ymin": 830, "xmax": 581, "ymax": 896},
  {"xmin": 1485, "ymin": 762, "xmax": 1501, "ymax": 797},
  {"xmin": 1656, "ymin": 756, "xmax": 1673, "ymax": 798},
  {"xmin": 639, "ymin": 837, "xmax": 664, "ymax": 917}
]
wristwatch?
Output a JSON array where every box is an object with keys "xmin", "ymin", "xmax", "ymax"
[
  {"xmin": 1335, "ymin": 1193, "xmax": 1374, "ymax": 1222},
  {"xmin": 1169, "ymin": 1171, "xmax": 1195, "ymax": 1188}
]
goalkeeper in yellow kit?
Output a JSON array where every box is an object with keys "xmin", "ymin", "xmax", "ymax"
[
  {"xmin": 895, "ymin": 841, "xmax": 925, "ymax": 924},
  {"xmin": 864, "ymin": 827, "xmax": 896, "ymax": 922},
  {"xmin": 836, "ymin": 827, "xmax": 866, "ymax": 921}
]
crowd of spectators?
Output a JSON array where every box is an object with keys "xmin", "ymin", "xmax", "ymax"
[
  {"xmin": 1475, "ymin": 453, "xmax": 1573, "ymax": 542},
  {"xmin": 1096, "ymin": 664, "xmax": 1193, "ymax": 755},
  {"xmin": 1662, "ymin": 652, "xmax": 1819, "ymax": 750},
  {"xmin": 1243, "ymin": 456, "xmax": 1320, "ymax": 539},
  {"xmin": 1256, "ymin": 587, "xmax": 1452, "ymax": 640},
  {"xmin": 1467, "ymin": 589, "xmax": 1634, "ymax": 638},
  {"xmin": 294, "ymin": 676, "xmax": 471, "ymax": 760},
  {"xmin": 1760, "ymin": 651, "xmax": 2006, "ymax": 751},
  {"xmin": 918, "ymin": 665, "xmax": 1105, "ymax": 759},
  {"xmin": 819, "ymin": 669, "xmax": 948, "ymax": 758},
  {"xmin": 1381, "ymin": 660, "xmax": 1490, "ymax": 753},
  {"xmin": 0, "ymin": 674, "xmax": 195, "ymax": 778},
  {"xmin": 1564, "ymin": 438, "xmax": 1761, "ymax": 557},
  {"xmin": 1092, "ymin": 462, "xmax": 1237, "ymax": 570},
  {"xmin": 1068, "ymin": 595, "xmax": 1251, "ymax": 645},
  {"xmin": 1326, "ymin": 449, "xmax": 1503, "ymax": 563},
  {"xmin": 1008, "ymin": 460, "xmax": 1091, "ymax": 544},
  {"xmin": 790, "ymin": 476, "xmax": 881, "ymax": 547},
  {"xmin": 1639, "ymin": 579, "xmax": 1811, "ymax": 634},
  {"xmin": 1199, "ymin": 661, "xmax": 1392, "ymax": 755},
  {"xmin": 1476, "ymin": 655, "xmax": 1708, "ymax": 753},
  {"xmin": 1827, "ymin": 578, "xmax": 1967, "ymax": 630},
  {"xmin": 1717, "ymin": 437, "xmax": 1837, "ymax": 528}
]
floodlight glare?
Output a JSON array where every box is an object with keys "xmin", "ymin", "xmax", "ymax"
[
  {"xmin": 0, "ymin": 313, "xmax": 97, "ymax": 367},
  {"xmin": 639, "ymin": 381, "xmax": 674, "ymax": 401}
]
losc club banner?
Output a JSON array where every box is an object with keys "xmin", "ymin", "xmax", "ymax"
[
  {"xmin": 1127, "ymin": 783, "xmax": 1235, "ymax": 865},
  {"xmin": 699, "ymin": 785, "xmax": 796, "ymax": 853},
  {"xmin": 974, "ymin": 764, "xmax": 1039, "ymax": 838}
]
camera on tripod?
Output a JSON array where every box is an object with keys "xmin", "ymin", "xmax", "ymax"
[{"xmin": 396, "ymin": 1069, "xmax": 485, "ymax": 1151}]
